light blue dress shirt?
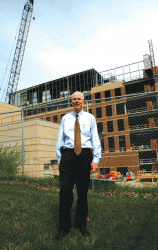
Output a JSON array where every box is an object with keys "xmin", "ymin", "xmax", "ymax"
[{"xmin": 56, "ymin": 110, "xmax": 101, "ymax": 164}]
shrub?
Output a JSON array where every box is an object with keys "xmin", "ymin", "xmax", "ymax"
[{"xmin": 0, "ymin": 145, "xmax": 22, "ymax": 178}]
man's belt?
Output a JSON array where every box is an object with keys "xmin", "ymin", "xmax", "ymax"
[{"xmin": 60, "ymin": 147, "xmax": 92, "ymax": 154}]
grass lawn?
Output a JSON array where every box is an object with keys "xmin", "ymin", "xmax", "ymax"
[{"xmin": 0, "ymin": 182, "xmax": 158, "ymax": 250}]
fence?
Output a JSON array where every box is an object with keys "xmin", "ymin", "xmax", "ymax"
[
  {"xmin": 0, "ymin": 91, "xmax": 158, "ymax": 185},
  {"xmin": 0, "ymin": 108, "xmax": 59, "ymax": 178}
]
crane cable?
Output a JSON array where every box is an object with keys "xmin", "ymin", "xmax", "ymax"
[{"xmin": 0, "ymin": 0, "xmax": 27, "ymax": 102}]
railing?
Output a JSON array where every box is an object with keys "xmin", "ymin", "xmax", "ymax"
[
  {"xmin": 99, "ymin": 61, "xmax": 144, "ymax": 84},
  {"xmin": 127, "ymin": 107, "xmax": 147, "ymax": 114},
  {"xmin": 123, "ymin": 73, "xmax": 144, "ymax": 82},
  {"xmin": 129, "ymin": 124, "xmax": 149, "ymax": 130},
  {"xmin": 139, "ymin": 158, "xmax": 157, "ymax": 164},
  {"xmin": 137, "ymin": 170, "xmax": 158, "ymax": 182},
  {"xmin": 109, "ymin": 148, "xmax": 115, "ymax": 152},
  {"xmin": 104, "ymin": 145, "xmax": 152, "ymax": 153},
  {"xmin": 106, "ymin": 147, "xmax": 126, "ymax": 153},
  {"xmin": 131, "ymin": 145, "xmax": 151, "ymax": 151},
  {"xmin": 119, "ymin": 147, "xmax": 126, "ymax": 152},
  {"xmin": 138, "ymin": 170, "xmax": 158, "ymax": 175}
]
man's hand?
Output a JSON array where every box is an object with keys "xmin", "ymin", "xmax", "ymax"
[{"xmin": 91, "ymin": 162, "xmax": 98, "ymax": 172}]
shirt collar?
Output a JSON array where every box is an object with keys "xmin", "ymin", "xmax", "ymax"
[{"xmin": 73, "ymin": 109, "xmax": 83, "ymax": 117}]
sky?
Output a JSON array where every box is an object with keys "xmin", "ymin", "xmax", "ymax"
[{"xmin": 0, "ymin": 0, "xmax": 158, "ymax": 102}]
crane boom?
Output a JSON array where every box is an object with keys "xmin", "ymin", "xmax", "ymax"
[{"xmin": 5, "ymin": 0, "xmax": 34, "ymax": 104}]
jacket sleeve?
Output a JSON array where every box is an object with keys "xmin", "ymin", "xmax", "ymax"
[
  {"xmin": 56, "ymin": 118, "xmax": 65, "ymax": 164},
  {"xmin": 90, "ymin": 116, "xmax": 101, "ymax": 164}
]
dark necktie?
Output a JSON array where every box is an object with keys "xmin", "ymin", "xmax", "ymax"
[{"xmin": 74, "ymin": 114, "xmax": 82, "ymax": 156}]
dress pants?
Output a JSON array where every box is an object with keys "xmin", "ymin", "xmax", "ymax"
[{"xmin": 59, "ymin": 148, "xmax": 92, "ymax": 233}]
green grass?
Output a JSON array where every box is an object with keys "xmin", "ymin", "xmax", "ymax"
[
  {"xmin": 2, "ymin": 174, "xmax": 158, "ymax": 194},
  {"xmin": 1, "ymin": 182, "xmax": 158, "ymax": 250},
  {"xmin": 0, "ymin": 175, "xmax": 60, "ymax": 189},
  {"xmin": 2, "ymin": 174, "xmax": 158, "ymax": 200}
]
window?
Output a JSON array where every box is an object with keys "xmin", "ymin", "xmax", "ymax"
[
  {"xmin": 88, "ymin": 109, "xmax": 92, "ymax": 114},
  {"xmin": 59, "ymin": 90, "xmax": 70, "ymax": 98},
  {"xmin": 44, "ymin": 164, "xmax": 49, "ymax": 170},
  {"xmin": 97, "ymin": 122, "xmax": 103, "ymax": 134},
  {"xmin": 108, "ymin": 137, "xmax": 115, "ymax": 152},
  {"xmin": 101, "ymin": 139, "xmax": 104, "ymax": 152},
  {"xmin": 117, "ymin": 167, "xmax": 128, "ymax": 177},
  {"xmin": 84, "ymin": 94, "xmax": 91, "ymax": 100},
  {"xmin": 47, "ymin": 106, "xmax": 53, "ymax": 112},
  {"xmin": 115, "ymin": 88, "xmax": 121, "ymax": 97},
  {"xmin": 105, "ymin": 90, "xmax": 111, "ymax": 101},
  {"xmin": 106, "ymin": 105, "xmax": 112, "ymax": 116},
  {"xmin": 96, "ymin": 107, "xmax": 102, "ymax": 118},
  {"xmin": 61, "ymin": 114, "xmax": 65, "ymax": 118},
  {"xmin": 46, "ymin": 117, "xmax": 50, "ymax": 121},
  {"xmin": 107, "ymin": 121, "xmax": 113, "ymax": 132},
  {"xmin": 42, "ymin": 90, "xmax": 51, "ymax": 102},
  {"xmin": 95, "ymin": 92, "xmax": 101, "ymax": 103},
  {"xmin": 20, "ymin": 92, "xmax": 27, "ymax": 106},
  {"xmin": 117, "ymin": 119, "xmax": 124, "ymax": 131},
  {"xmin": 32, "ymin": 92, "xmax": 37, "ymax": 104},
  {"xmin": 53, "ymin": 116, "xmax": 58, "ymax": 123},
  {"xmin": 100, "ymin": 168, "xmax": 110, "ymax": 174},
  {"xmin": 116, "ymin": 103, "xmax": 125, "ymax": 115},
  {"xmin": 119, "ymin": 135, "xmax": 126, "ymax": 151},
  {"xmin": 51, "ymin": 160, "xmax": 58, "ymax": 165}
]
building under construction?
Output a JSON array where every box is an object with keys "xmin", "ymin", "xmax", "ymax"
[
  {"xmin": 11, "ymin": 69, "xmax": 101, "ymax": 107},
  {"xmin": 9, "ymin": 52, "xmax": 158, "ymax": 176}
]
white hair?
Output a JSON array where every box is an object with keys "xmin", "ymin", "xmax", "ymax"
[{"xmin": 72, "ymin": 91, "xmax": 84, "ymax": 100}]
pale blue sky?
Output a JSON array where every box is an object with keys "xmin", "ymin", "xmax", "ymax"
[{"xmin": 0, "ymin": 0, "xmax": 158, "ymax": 102}]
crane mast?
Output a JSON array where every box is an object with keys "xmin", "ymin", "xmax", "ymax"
[
  {"xmin": 148, "ymin": 40, "xmax": 156, "ymax": 77},
  {"xmin": 5, "ymin": 0, "xmax": 34, "ymax": 104}
]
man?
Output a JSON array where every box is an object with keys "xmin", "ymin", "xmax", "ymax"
[{"xmin": 55, "ymin": 91, "xmax": 101, "ymax": 240}]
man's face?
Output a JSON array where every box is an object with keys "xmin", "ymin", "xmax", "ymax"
[{"xmin": 71, "ymin": 93, "xmax": 85, "ymax": 113}]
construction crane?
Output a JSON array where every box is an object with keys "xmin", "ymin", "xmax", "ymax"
[
  {"xmin": 5, "ymin": 0, "xmax": 34, "ymax": 105},
  {"xmin": 148, "ymin": 39, "xmax": 157, "ymax": 80}
]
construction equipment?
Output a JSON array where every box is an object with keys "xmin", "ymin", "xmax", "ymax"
[
  {"xmin": 97, "ymin": 171, "xmax": 122, "ymax": 180},
  {"xmin": 126, "ymin": 172, "xmax": 135, "ymax": 181},
  {"xmin": 5, "ymin": 0, "xmax": 34, "ymax": 105},
  {"xmin": 137, "ymin": 169, "xmax": 158, "ymax": 182}
]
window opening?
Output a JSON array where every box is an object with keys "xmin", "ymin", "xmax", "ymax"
[
  {"xmin": 107, "ymin": 121, "xmax": 113, "ymax": 132},
  {"xmin": 106, "ymin": 105, "xmax": 112, "ymax": 116},
  {"xmin": 108, "ymin": 137, "xmax": 115, "ymax": 152}
]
